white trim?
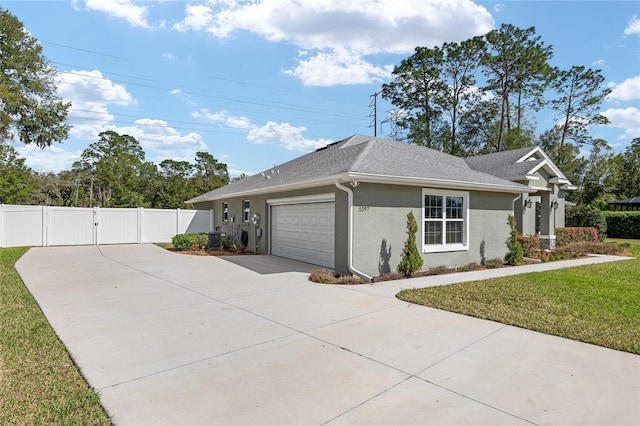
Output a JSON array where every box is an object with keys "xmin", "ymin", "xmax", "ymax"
[
  {"xmin": 421, "ymin": 188, "xmax": 470, "ymax": 253},
  {"xmin": 345, "ymin": 173, "xmax": 533, "ymax": 194},
  {"xmin": 242, "ymin": 200, "xmax": 250, "ymax": 223},
  {"xmin": 549, "ymin": 177, "xmax": 571, "ymax": 185},
  {"xmin": 515, "ymin": 146, "xmax": 567, "ymax": 180},
  {"xmin": 222, "ymin": 202, "xmax": 229, "ymax": 222},
  {"xmin": 266, "ymin": 193, "xmax": 335, "ymax": 205},
  {"xmin": 188, "ymin": 176, "xmax": 342, "ymax": 203}
]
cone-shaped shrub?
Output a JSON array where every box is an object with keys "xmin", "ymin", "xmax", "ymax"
[{"xmin": 397, "ymin": 211, "xmax": 424, "ymax": 277}]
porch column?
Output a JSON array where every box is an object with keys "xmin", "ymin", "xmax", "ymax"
[{"xmin": 539, "ymin": 185, "xmax": 558, "ymax": 250}]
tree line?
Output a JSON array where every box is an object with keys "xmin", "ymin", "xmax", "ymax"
[
  {"xmin": 380, "ymin": 23, "xmax": 639, "ymax": 205},
  {"xmin": 0, "ymin": 130, "xmax": 230, "ymax": 208}
]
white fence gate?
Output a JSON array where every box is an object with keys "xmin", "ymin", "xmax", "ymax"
[{"xmin": 0, "ymin": 205, "xmax": 213, "ymax": 248}]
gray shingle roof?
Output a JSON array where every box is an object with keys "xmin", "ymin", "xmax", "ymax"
[
  {"xmin": 187, "ymin": 135, "xmax": 532, "ymax": 203},
  {"xmin": 464, "ymin": 147, "xmax": 539, "ymax": 178},
  {"xmin": 465, "ymin": 146, "xmax": 570, "ymax": 184}
]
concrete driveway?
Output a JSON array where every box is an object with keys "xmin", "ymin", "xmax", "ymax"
[{"xmin": 16, "ymin": 244, "xmax": 640, "ymax": 425}]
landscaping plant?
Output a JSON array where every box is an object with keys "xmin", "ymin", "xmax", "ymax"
[
  {"xmin": 397, "ymin": 211, "xmax": 424, "ymax": 277},
  {"xmin": 171, "ymin": 232, "xmax": 208, "ymax": 251},
  {"xmin": 504, "ymin": 214, "xmax": 524, "ymax": 265}
]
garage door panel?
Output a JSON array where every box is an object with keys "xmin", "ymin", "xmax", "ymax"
[{"xmin": 271, "ymin": 202, "xmax": 334, "ymax": 268}]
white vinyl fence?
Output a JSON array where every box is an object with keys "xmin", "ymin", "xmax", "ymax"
[{"xmin": 0, "ymin": 204, "xmax": 213, "ymax": 248}]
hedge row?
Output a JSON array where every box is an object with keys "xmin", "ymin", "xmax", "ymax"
[
  {"xmin": 555, "ymin": 227, "xmax": 599, "ymax": 247},
  {"xmin": 604, "ymin": 212, "xmax": 640, "ymax": 239}
]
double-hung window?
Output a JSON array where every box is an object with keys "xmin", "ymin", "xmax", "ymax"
[
  {"xmin": 422, "ymin": 189, "xmax": 468, "ymax": 252},
  {"xmin": 222, "ymin": 202, "xmax": 229, "ymax": 222},
  {"xmin": 243, "ymin": 200, "xmax": 250, "ymax": 223}
]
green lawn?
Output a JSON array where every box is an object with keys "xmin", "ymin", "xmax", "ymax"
[
  {"xmin": 397, "ymin": 239, "xmax": 640, "ymax": 354},
  {"xmin": 0, "ymin": 247, "xmax": 111, "ymax": 425}
]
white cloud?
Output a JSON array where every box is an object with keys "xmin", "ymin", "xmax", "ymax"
[
  {"xmin": 248, "ymin": 121, "xmax": 332, "ymax": 151},
  {"xmin": 174, "ymin": 0, "xmax": 494, "ymax": 86},
  {"xmin": 624, "ymin": 15, "xmax": 640, "ymax": 36},
  {"xmin": 57, "ymin": 70, "xmax": 134, "ymax": 139},
  {"xmin": 601, "ymin": 107, "xmax": 640, "ymax": 140},
  {"xmin": 227, "ymin": 167, "xmax": 255, "ymax": 178},
  {"xmin": 194, "ymin": 109, "xmax": 330, "ymax": 151},
  {"xmin": 608, "ymin": 76, "xmax": 640, "ymax": 101},
  {"xmin": 592, "ymin": 59, "xmax": 605, "ymax": 67},
  {"xmin": 72, "ymin": 0, "xmax": 155, "ymax": 28},
  {"xmin": 284, "ymin": 49, "xmax": 394, "ymax": 86},
  {"xmin": 173, "ymin": 4, "xmax": 215, "ymax": 32},
  {"xmin": 176, "ymin": 0, "xmax": 493, "ymax": 54},
  {"xmin": 192, "ymin": 109, "xmax": 254, "ymax": 130},
  {"xmin": 15, "ymin": 143, "xmax": 82, "ymax": 173},
  {"xmin": 109, "ymin": 118, "xmax": 208, "ymax": 163}
]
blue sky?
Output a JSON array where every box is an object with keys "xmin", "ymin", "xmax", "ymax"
[{"xmin": 4, "ymin": 0, "xmax": 639, "ymax": 177}]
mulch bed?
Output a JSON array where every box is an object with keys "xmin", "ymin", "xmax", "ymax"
[{"xmin": 165, "ymin": 246, "xmax": 256, "ymax": 256}]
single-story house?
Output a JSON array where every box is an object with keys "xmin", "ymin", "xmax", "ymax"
[
  {"xmin": 187, "ymin": 135, "xmax": 573, "ymax": 280},
  {"xmin": 609, "ymin": 196, "xmax": 640, "ymax": 211}
]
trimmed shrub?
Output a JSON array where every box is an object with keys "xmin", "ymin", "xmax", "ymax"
[
  {"xmin": 504, "ymin": 215, "xmax": 524, "ymax": 265},
  {"xmin": 604, "ymin": 211, "xmax": 640, "ymax": 239},
  {"xmin": 484, "ymin": 258, "xmax": 504, "ymax": 269},
  {"xmin": 562, "ymin": 241, "xmax": 629, "ymax": 256},
  {"xmin": 397, "ymin": 211, "xmax": 424, "ymax": 277},
  {"xmin": 518, "ymin": 235, "xmax": 539, "ymax": 257},
  {"xmin": 171, "ymin": 233, "xmax": 208, "ymax": 251},
  {"xmin": 309, "ymin": 269, "xmax": 368, "ymax": 285},
  {"xmin": 555, "ymin": 227, "xmax": 599, "ymax": 247}
]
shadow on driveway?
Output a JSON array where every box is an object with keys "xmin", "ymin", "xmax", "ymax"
[{"xmin": 217, "ymin": 254, "xmax": 322, "ymax": 274}]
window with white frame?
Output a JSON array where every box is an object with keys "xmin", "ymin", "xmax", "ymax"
[
  {"xmin": 222, "ymin": 202, "xmax": 229, "ymax": 222},
  {"xmin": 422, "ymin": 189, "xmax": 468, "ymax": 252},
  {"xmin": 243, "ymin": 200, "xmax": 250, "ymax": 222}
]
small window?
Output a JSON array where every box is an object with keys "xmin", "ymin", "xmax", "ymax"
[
  {"xmin": 243, "ymin": 200, "xmax": 250, "ymax": 222},
  {"xmin": 222, "ymin": 202, "xmax": 229, "ymax": 222},
  {"xmin": 422, "ymin": 189, "xmax": 468, "ymax": 252}
]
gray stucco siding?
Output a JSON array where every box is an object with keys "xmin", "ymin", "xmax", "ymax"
[
  {"xmin": 193, "ymin": 185, "xmax": 344, "ymax": 265},
  {"xmin": 351, "ymin": 183, "xmax": 513, "ymax": 277}
]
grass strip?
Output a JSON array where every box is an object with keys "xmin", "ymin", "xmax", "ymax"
[
  {"xmin": 397, "ymin": 240, "xmax": 640, "ymax": 354},
  {"xmin": 0, "ymin": 247, "xmax": 111, "ymax": 425}
]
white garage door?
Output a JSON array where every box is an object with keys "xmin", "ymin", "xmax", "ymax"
[{"xmin": 271, "ymin": 202, "xmax": 335, "ymax": 268}]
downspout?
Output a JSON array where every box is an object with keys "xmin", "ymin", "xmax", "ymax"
[{"xmin": 335, "ymin": 181, "xmax": 373, "ymax": 283}]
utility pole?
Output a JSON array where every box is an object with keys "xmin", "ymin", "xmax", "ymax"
[{"xmin": 369, "ymin": 91, "xmax": 380, "ymax": 137}]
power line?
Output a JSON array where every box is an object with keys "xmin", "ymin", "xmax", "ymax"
[{"xmin": 54, "ymin": 65, "xmax": 370, "ymax": 122}]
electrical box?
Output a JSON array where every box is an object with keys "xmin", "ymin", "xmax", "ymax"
[{"xmin": 256, "ymin": 228, "xmax": 262, "ymax": 238}]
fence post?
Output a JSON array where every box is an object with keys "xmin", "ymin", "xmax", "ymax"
[
  {"xmin": 176, "ymin": 208, "xmax": 180, "ymax": 236},
  {"xmin": 93, "ymin": 207, "xmax": 99, "ymax": 245},
  {"xmin": 42, "ymin": 205, "xmax": 48, "ymax": 247},
  {"xmin": 138, "ymin": 207, "xmax": 143, "ymax": 244}
]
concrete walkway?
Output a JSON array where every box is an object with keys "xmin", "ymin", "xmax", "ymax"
[{"xmin": 16, "ymin": 245, "xmax": 640, "ymax": 425}]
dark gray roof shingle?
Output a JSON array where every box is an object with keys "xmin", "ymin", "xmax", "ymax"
[{"xmin": 187, "ymin": 135, "xmax": 531, "ymax": 203}]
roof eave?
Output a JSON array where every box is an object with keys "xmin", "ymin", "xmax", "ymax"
[
  {"xmin": 188, "ymin": 175, "xmax": 348, "ymax": 203},
  {"xmin": 346, "ymin": 172, "xmax": 536, "ymax": 194},
  {"xmin": 506, "ymin": 174, "xmax": 540, "ymax": 182},
  {"xmin": 188, "ymin": 170, "xmax": 537, "ymax": 204}
]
